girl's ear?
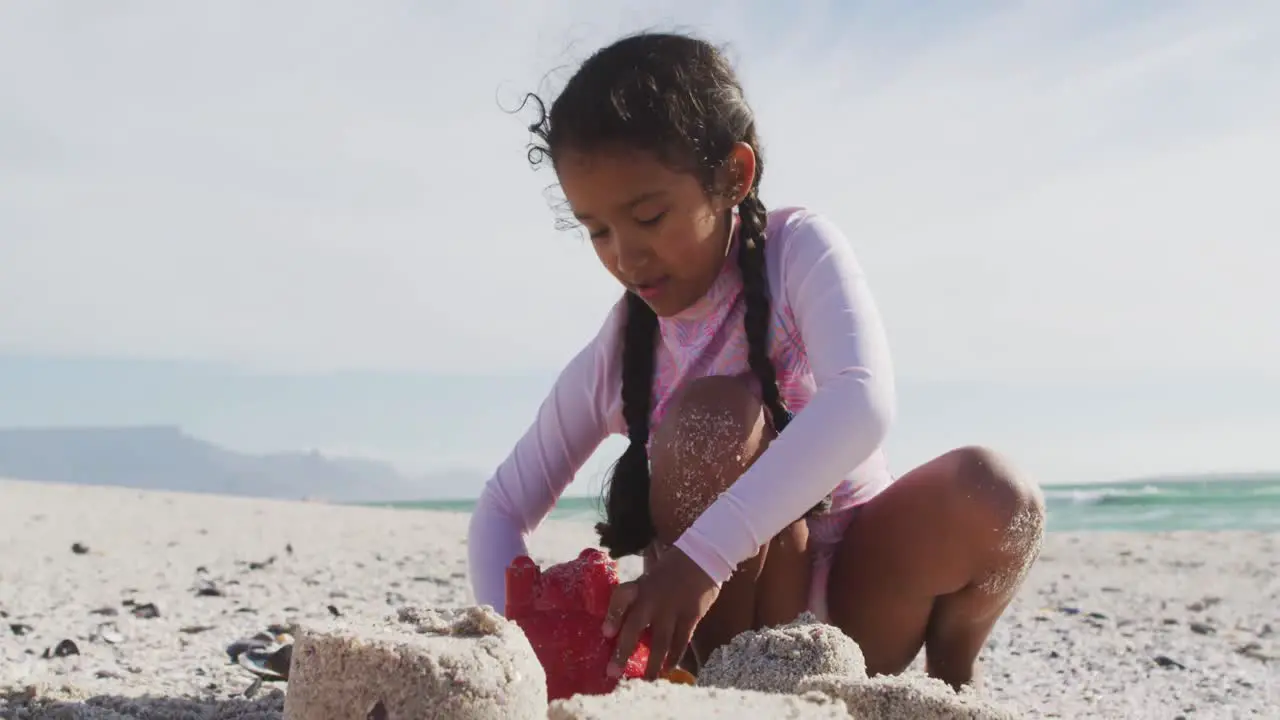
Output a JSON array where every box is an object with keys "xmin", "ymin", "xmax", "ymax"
[{"xmin": 716, "ymin": 142, "xmax": 757, "ymax": 210}]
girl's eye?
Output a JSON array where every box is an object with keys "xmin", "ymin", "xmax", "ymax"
[
  {"xmin": 637, "ymin": 212, "xmax": 666, "ymax": 227},
  {"xmin": 587, "ymin": 227, "xmax": 609, "ymax": 241}
]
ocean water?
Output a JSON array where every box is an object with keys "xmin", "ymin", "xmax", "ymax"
[{"xmin": 389, "ymin": 473, "xmax": 1280, "ymax": 533}]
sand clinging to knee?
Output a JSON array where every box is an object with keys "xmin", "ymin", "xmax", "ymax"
[
  {"xmin": 976, "ymin": 491, "xmax": 1047, "ymax": 598},
  {"xmin": 656, "ymin": 403, "xmax": 749, "ymax": 534}
]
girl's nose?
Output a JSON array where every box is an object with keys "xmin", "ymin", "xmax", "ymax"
[{"xmin": 614, "ymin": 236, "xmax": 652, "ymax": 277}]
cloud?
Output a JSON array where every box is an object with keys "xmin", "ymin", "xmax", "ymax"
[{"xmin": 1, "ymin": 1, "xmax": 1276, "ymax": 380}]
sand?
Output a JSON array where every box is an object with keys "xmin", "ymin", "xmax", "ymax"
[
  {"xmin": 282, "ymin": 605, "xmax": 547, "ymax": 719},
  {"xmin": 696, "ymin": 613, "xmax": 867, "ymax": 694},
  {"xmin": 548, "ymin": 681, "xmax": 849, "ymax": 718},
  {"xmin": 1, "ymin": 478, "xmax": 1276, "ymax": 718}
]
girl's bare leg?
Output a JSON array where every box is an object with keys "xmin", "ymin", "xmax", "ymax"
[{"xmin": 826, "ymin": 446, "xmax": 1045, "ymax": 688}]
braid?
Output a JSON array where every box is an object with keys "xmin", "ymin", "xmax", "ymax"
[
  {"xmin": 735, "ymin": 188, "xmax": 792, "ymax": 434},
  {"xmin": 736, "ymin": 188, "xmax": 833, "ymax": 516},
  {"xmin": 594, "ymin": 292, "xmax": 659, "ymax": 557}
]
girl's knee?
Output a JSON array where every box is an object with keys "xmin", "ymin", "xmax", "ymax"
[
  {"xmin": 653, "ymin": 375, "xmax": 767, "ymax": 461},
  {"xmin": 945, "ymin": 446, "xmax": 1045, "ymax": 555},
  {"xmin": 648, "ymin": 374, "xmax": 773, "ymax": 543},
  {"xmin": 770, "ymin": 516, "xmax": 810, "ymax": 556}
]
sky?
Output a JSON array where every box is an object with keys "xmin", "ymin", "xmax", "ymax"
[{"xmin": 1, "ymin": 1, "xmax": 1278, "ymax": 491}]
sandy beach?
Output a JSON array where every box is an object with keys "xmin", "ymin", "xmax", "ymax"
[{"xmin": 1, "ymin": 477, "xmax": 1275, "ymax": 719}]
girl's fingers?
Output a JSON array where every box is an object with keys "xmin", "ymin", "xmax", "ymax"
[
  {"xmin": 667, "ymin": 617, "xmax": 698, "ymax": 673},
  {"xmin": 608, "ymin": 595, "xmax": 651, "ymax": 678},
  {"xmin": 645, "ymin": 615, "xmax": 677, "ymax": 680},
  {"xmin": 602, "ymin": 581, "xmax": 639, "ymax": 638}
]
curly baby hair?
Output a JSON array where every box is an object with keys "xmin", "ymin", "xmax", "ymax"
[{"xmin": 524, "ymin": 32, "xmax": 828, "ymax": 558}]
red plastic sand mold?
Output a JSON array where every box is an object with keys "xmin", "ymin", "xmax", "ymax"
[{"xmin": 505, "ymin": 548, "xmax": 652, "ymax": 700}]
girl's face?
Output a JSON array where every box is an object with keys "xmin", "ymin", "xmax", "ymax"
[{"xmin": 555, "ymin": 145, "xmax": 754, "ymax": 317}]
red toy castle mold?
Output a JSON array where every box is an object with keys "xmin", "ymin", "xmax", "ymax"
[{"xmin": 505, "ymin": 548, "xmax": 651, "ymax": 700}]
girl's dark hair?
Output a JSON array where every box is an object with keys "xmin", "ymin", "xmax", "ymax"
[{"xmin": 525, "ymin": 32, "xmax": 828, "ymax": 558}]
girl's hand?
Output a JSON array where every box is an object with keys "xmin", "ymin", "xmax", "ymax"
[{"xmin": 602, "ymin": 546, "xmax": 719, "ymax": 680}]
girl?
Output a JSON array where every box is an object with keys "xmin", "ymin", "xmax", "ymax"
[{"xmin": 467, "ymin": 31, "xmax": 1045, "ymax": 689}]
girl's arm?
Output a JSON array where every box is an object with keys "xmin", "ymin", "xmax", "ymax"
[
  {"xmin": 673, "ymin": 210, "xmax": 896, "ymax": 585},
  {"xmin": 466, "ymin": 302, "xmax": 623, "ymax": 611}
]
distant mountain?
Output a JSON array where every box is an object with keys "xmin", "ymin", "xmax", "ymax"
[{"xmin": 0, "ymin": 425, "xmax": 482, "ymax": 502}]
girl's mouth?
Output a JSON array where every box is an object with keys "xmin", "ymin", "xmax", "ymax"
[{"xmin": 632, "ymin": 276, "xmax": 670, "ymax": 300}]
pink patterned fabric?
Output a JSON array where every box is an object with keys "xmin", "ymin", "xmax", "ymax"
[
  {"xmin": 804, "ymin": 504, "xmax": 860, "ymax": 622},
  {"xmin": 468, "ymin": 207, "xmax": 897, "ymax": 612}
]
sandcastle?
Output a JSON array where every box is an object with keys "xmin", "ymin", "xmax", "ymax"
[
  {"xmin": 548, "ymin": 680, "xmax": 850, "ymax": 719},
  {"xmin": 282, "ymin": 605, "xmax": 546, "ymax": 719},
  {"xmin": 695, "ymin": 613, "xmax": 1018, "ymax": 719},
  {"xmin": 282, "ymin": 607, "xmax": 1021, "ymax": 719},
  {"xmin": 696, "ymin": 612, "xmax": 867, "ymax": 693},
  {"xmin": 799, "ymin": 674, "xmax": 1020, "ymax": 720}
]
